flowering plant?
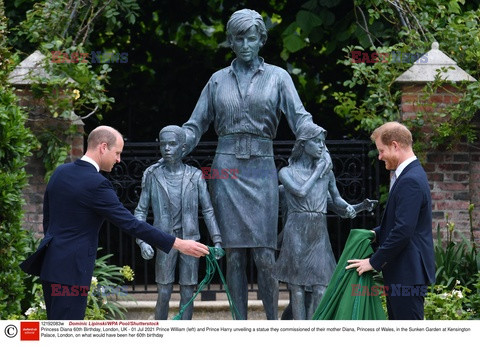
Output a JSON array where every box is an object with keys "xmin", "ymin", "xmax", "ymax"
[
  {"xmin": 424, "ymin": 280, "xmax": 474, "ymax": 320},
  {"xmin": 85, "ymin": 253, "xmax": 136, "ymax": 320}
]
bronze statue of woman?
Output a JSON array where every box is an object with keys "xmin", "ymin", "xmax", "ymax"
[{"xmin": 181, "ymin": 9, "xmax": 318, "ymax": 319}]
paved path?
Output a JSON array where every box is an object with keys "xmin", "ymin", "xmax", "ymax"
[{"xmin": 119, "ymin": 299, "xmax": 290, "ymax": 320}]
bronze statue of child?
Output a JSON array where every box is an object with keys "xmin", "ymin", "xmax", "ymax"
[
  {"xmin": 273, "ymin": 123, "xmax": 376, "ymax": 319},
  {"xmin": 134, "ymin": 125, "xmax": 222, "ymax": 319}
]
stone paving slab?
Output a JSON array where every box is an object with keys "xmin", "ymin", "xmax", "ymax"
[{"xmin": 118, "ymin": 299, "xmax": 290, "ymax": 320}]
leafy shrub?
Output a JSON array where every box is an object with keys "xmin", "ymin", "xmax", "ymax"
[
  {"xmin": 426, "ymin": 205, "xmax": 480, "ymax": 319},
  {"xmin": 85, "ymin": 252, "xmax": 135, "ymax": 320},
  {"xmin": 425, "ymin": 281, "xmax": 473, "ymax": 320},
  {"xmin": 465, "ymin": 273, "xmax": 480, "ymax": 319},
  {"xmin": 0, "ymin": 1, "xmax": 39, "ymax": 320},
  {"xmin": 434, "ymin": 208, "xmax": 479, "ymax": 291}
]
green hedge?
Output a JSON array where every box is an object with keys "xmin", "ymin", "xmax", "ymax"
[{"xmin": 0, "ymin": 1, "xmax": 38, "ymax": 319}]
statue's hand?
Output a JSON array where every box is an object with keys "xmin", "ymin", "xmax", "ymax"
[
  {"xmin": 345, "ymin": 205, "xmax": 356, "ymax": 219},
  {"xmin": 316, "ymin": 151, "xmax": 333, "ymax": 177},
  {"xmin": 140, "ymin": 243, "xmax": 154, "ymax": 260},
  {"xmin": 213, "ymin": 243, "xmax": 224, "ymax": 260},
  {"xmin": 315, "ymin": 158, "xmax": 327, "ymax": 173},
  {"xmin": 324, "ymin": 151, "xmax": 333, "ymax": 171},
  {"xmin": 365, "ymin": 199, "xmax": 378, "ymax": 212}
]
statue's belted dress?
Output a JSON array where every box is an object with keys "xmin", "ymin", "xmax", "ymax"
[{"xmin": 272, "ymin": 169, "xmax": 336, "ymax": 286}]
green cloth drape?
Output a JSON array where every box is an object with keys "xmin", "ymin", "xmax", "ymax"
[{"xmin": 312, "ymin": 229, "xmax": 387, "ymax": 320}]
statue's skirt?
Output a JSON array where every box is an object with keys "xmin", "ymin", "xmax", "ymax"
[{"xmin": 209, "ymin": 153, "xmax": 278, "ymax": 249}]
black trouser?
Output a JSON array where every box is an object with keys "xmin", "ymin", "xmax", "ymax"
[
  {"xmin": 42, "ymin": 281, "xmax": 89, "ymax": 320},
  {"xmin": 385, "ymin": 284, "xmax": 426, "ymax": 320}
]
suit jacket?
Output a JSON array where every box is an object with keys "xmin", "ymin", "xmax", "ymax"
[
  {"xmin": 370, "ymin": 159, "xmax": 435, "ymax": 286},
  {"xmin": 134, "ymin": 162, "xmax": 222, "ymax": 246},
  {"xmin": 20, "ymin": 159, "xmax": 176, "ymax": 286}
]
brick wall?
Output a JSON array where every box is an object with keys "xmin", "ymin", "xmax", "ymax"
[
  {"xmin": 401, "ymin": 84, "xmax": 462, "ymax": 121},
  {"xmin": 22, "ymin": 152, "xmax": 46, "ymax": 238},
  {"xmin": 426, "ymin": 147, "xmax": 477, "ymax": 241},
  {"xmin": 399, "ymin": 84, "xmax": 479, "ymax": 243},
  {"xmin": 470, "ymin": 149, "xmax": 480, "ymax": 243}
]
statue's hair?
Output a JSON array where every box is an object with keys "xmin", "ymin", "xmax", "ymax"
[
  {"xmin": 87, "ymin": 126, "xmax": 122, "ymax": 150},
  {"xmin": 370, "ymin": 121, "xmax": 412, "ymax": 148},
  {"xmin": 226, "ymin": 9, "xmax": 267, "ymax": 46},
  {"xmin": 159, "ymin": 125, "xmax": 186, "ymax": 145},
  {"xmin": 289, "ymin": 123, "xmax": 327, "ymax": 164}
]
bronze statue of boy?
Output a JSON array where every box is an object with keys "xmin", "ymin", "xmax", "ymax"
[{"xmin": 134, "ymin": 125, "xmax": 222, "ymax": 319}]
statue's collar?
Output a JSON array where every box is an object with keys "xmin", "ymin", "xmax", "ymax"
[{"xmin": 229, "ymin": 57, "xmax": 265, "ymax": 75}]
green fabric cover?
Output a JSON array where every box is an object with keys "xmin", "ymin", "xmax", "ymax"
[{"xmin": 312, "ymin": 228, "xmax": 387, "ymax": 320}]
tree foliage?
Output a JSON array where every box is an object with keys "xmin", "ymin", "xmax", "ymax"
[
  {"xmin": 75, "ymin": 0, "xmax": 368, "ymax": 140},
  {"xmin": 5, "ymin": 0, "xmax": 144, "ymax": 179},
  {"xmin": 333, "ymin": 0, "xmax": 480, "ymax": 155},
  {"xmin": 6, "ymin": 0, "xmax": 480, "ymax": 146},
  {"xmin": 75, "ymin": 0, "xmax": 480, "ymax": 149}
]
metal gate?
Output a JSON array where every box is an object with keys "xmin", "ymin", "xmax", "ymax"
[{"xmin": 99, "ymin": 140, "xmax": 381, "ymax": 299}]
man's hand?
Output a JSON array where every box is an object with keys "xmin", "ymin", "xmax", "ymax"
[
  {"xmin": 140, "ymin": 243, "xmax": 154, "ymax": 260},
  {"xmin": 173, "ymin": 238, "xmax": 209, "ymax": 258},
  {"xmin": 346, "ymin": 258, "xmax": 374, "ymax": 276}
]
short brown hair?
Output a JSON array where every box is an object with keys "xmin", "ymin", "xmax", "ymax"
[
  {"xmin": 87, "ymin": 126, "xmax": 121, "ymax": 150},
  {"xmin": 371, "ymin": 121, "xmax": 413, "ymax": 147}
]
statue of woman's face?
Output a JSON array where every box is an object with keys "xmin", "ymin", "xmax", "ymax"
[{"xmin": 231, "ymin": 26, "xmax": 262, "ymax": 64}]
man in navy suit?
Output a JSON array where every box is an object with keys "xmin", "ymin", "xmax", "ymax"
[
  {"xmin": 346, "ymin": 121, "xmax": 435, "ymax": 319},
  {"xmin": 20, "ymin": 126, "xmax": 209, "ymax": 320}
]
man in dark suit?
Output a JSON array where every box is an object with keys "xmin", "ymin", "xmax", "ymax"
[
  {"xmin": 346, "ymin": 121, "xmax": 435, "ymax": 319},
  {"xmin": 20, "ymin": 125, "xmax": 209, "ymax": 320}
]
